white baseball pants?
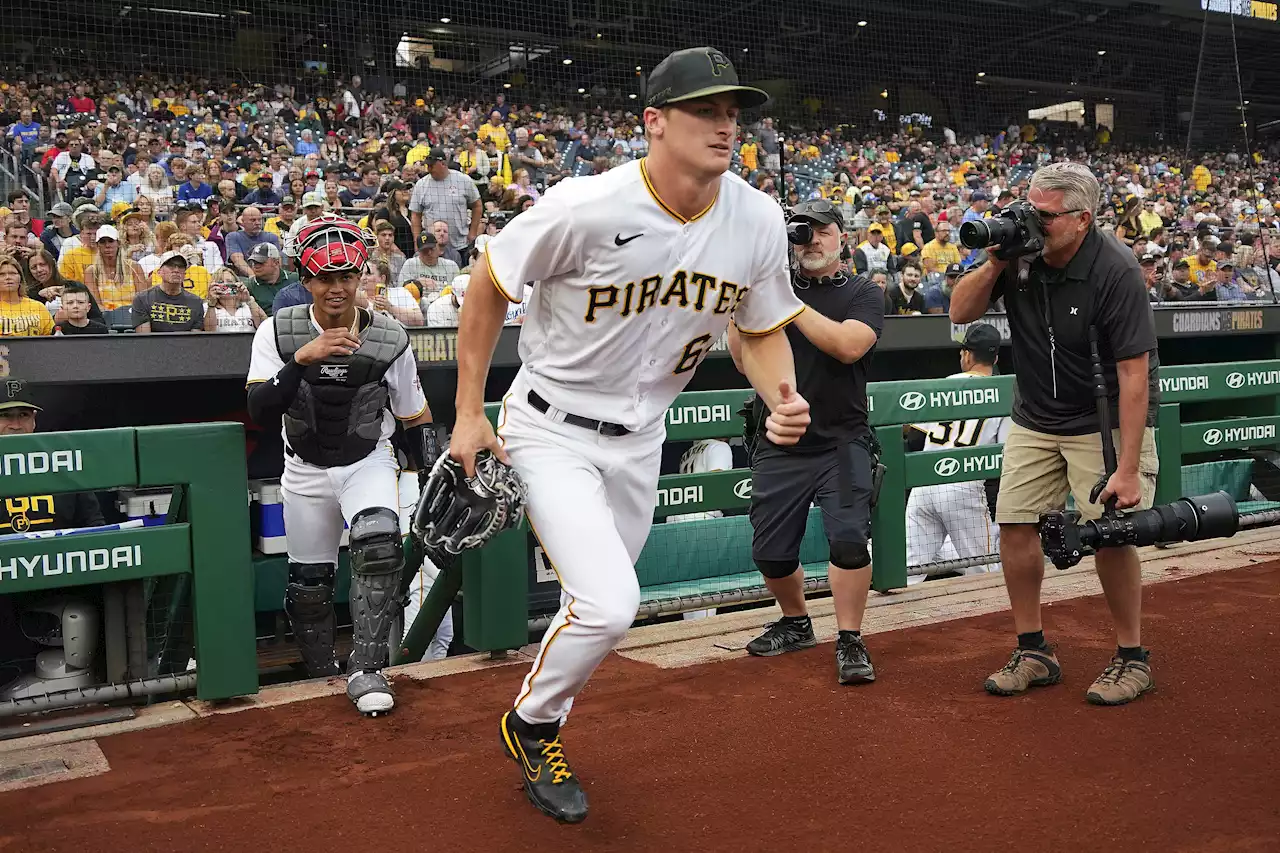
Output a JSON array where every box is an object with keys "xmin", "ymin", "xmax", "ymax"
[
  {"xmin": 397, "ymin": 471, "xmax": 453, "ymax": 661},
  {"xmin": 906, "ymin": 481, "xmax": 1001, "ymax": 585},
  {"xmin": 281, "ymin": 442, "xmax": 400, "ymax": 564},
  {"xmin": 497, "ymin": 371, "xmax": 665, "ymax": 726}
]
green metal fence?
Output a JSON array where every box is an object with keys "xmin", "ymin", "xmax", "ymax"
[{"xmin": 0, "ymin": 423, "xmax": 258, "ymax": 703}]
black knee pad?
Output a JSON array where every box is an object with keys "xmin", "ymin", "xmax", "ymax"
[
  {"xmin": 828, "ymin": 540, "xmax": 871, "ymax": 571},
  {"xmin": 754, "ymin": 558, "xmax": 800, "ymax": 579},
  {"xmin": 350, "ymin": 507, "xmax": 403, "ymax": 578}
]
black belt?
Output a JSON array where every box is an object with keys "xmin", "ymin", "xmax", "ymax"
[{"xmin": 528, "ymin": 391, "xmax": 630, "ymax": 437}]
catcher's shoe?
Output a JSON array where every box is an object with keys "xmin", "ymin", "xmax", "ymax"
[
  {"xmin": 500, "ymin": 711, "xmax": 589, "ymax": 824},
  {"xmin": 984, "ymin": 646, "xmax": 1062, "ymax": 696},
  {"xmin": 745, "ymin": 617, "xmax": 816, "ymax": 657},
  {"xmin": 347, "ymin": 670, "xmax": 394, "ymax": 716}
]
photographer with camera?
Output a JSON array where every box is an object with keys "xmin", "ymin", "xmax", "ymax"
[
  {"xmin": 727, "ymin": 199, "xmax": 884, "ymax": 684},
  {"xmin": 950, "ymin": 162, "xmax": 1163, "ymax": 707}
]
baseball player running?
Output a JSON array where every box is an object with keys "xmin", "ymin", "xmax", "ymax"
[
  {"xmin": 246, "ymin": 215, "xmax": 444, "ymax": 716},
  {"xmin": 449, "ymin": 47, "xmax": 810, "ymax": 824},
  {"xmin": 905, "ymin": 323, "xmax": 1008, "ymax": 583}
]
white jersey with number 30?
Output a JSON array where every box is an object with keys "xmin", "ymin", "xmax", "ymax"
[
  {"xmin": 911, "ymin": 371, "xmax": 1009, "ymax": 450},
  {"xmin": 484, "ymin": 158, "xmax": 803, "ymax": 431}
]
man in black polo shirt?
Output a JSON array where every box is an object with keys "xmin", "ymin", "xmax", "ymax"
[
  {"xmin": 951, "ymin": 162, "xmax": 1160, "ymax": 707},
  {"xmin": 727, "ymin": 199, "xmax": 885, "ymax": 685}
]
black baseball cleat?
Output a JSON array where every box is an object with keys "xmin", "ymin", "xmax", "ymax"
[
  {"xmin": 836, "ymin": 631, "xmax": 876, "ymax": 684},
  {"xmin": 500, "ymin": 711, "xmax": 589, "ymax": 824},
  {"xmin": 745, "ymin": 616, "xmax": 817, "ymax": 657}
]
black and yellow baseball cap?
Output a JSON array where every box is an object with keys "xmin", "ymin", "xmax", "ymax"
[
  {"xmin": 645, "ymin": 47, "xmax": 770, "ymax": 109},
  {"xmin": 0, "ymin": 380, "xmax": 41, "ymax": 413}
]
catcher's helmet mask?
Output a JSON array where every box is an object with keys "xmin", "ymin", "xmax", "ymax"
[{"xmin": 292, "ymin": 214, "xmax": 374, "ymax": 279}]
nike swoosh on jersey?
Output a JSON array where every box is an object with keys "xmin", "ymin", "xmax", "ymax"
[{"xmin": 614, "ymin": 232, "xmax": 643, "ymax": 246}]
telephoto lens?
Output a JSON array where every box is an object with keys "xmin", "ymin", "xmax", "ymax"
[{"xmin": 959, "ymin": 216, "xmax": 1019, "ymax": 250}]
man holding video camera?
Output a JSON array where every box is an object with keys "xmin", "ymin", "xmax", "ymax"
[{"xmin": 950, "ymin": 162, "xmax": 1161, "ymax": 707}]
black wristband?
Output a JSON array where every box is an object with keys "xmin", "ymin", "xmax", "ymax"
[{"xmin": 246, "ymin": 358, "xmax": 307, "ymax": 424}]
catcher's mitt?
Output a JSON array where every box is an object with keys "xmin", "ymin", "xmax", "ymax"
[{"xmin": 412, "ymin": 449, "xmax": 528, "ymax": 555}]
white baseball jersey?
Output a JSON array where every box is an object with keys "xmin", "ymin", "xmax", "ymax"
[
  {"xmin": 910, "ymin": 371, "xmax": 1009, "ymax": 450},
  {"xmin": 485, "ymin": 158, "xmax": 803, "ymax": 431},
  {"xmin": 245, "ymin": 307, "xmax": 429, "ymax": 447}
]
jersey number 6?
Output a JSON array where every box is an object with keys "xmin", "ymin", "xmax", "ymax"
[{"xmin": 673, "ymin": 334, "xmax": 714, "ymax": 376}]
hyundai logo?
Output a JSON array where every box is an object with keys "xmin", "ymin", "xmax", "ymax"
[
  {"xmin": 1226, "ymin": 372, "xmax": 1245, "ymax": 389},
  {"xmin": 733, "ymin": 477, "xmax": 752, "ymax": 499},
  {"xmin": 899, "ymin": 391, "xmax": 927, "ymax": 411},
  {"xmin": 934, "ymin": 457, "xmax": 961, "ymax": 477},
  {"xmin": 1203, "ymin": 428, "xmax": 1223, "ymax": 446}
]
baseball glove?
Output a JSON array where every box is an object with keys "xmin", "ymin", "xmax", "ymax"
[{"xmin": 412, "ymin": 449, "xmax": 528, "ymax": 555}]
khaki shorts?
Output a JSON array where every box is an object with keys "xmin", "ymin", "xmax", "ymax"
[{"xmin": 995, "ymin": 424, "xmax": 1159, "ymax": 525}]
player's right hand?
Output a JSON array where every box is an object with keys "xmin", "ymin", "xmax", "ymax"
[
  {"xmin": 294, "ymin": 327, "xmax": 361, "ymax": 365},
  {"xmin": 449, "ymin": 411, "xmax": 509, "ymax": 477},
  {"xmin": 766, "ymin": 381, "xmax": 810, "ymax": 446}
]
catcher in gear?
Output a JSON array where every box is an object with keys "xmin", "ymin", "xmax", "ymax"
[{"xmin": 246, "ymin": 213, "xmax": 445, "ymax": 717}]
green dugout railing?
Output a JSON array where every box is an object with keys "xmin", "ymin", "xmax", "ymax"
[
  {"xmin": 0, "ymin": 423, "xmax": 258, "ymax": 702},
  {"xmin": 400, "ymin": 358, "xmax": 1280, "ymax": 656}
]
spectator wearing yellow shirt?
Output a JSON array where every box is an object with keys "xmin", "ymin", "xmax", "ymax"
[
  {"xmin": 57, "ymin": 209, "xmax": 103, "ymax": 284},
  {"xmin": 83, "ymin": 226, "xmax": 148, "ymax": 311},
  {"xmin": 1138, "ymin": 199, "xmax": 1163, "ymax": 236},
  {"xmin": 739, "ymin": 135, "xmax": 758, "ymax": 172},
  {"xmin": 405, "ymin": 135, "xmax": 433, "ymax": 167},
  {"xmin": 0, "ymin": 254, "xmax": 54, "ymax": 336},
  {"xmin": 920, "ymin": 222, "xmax": 962, "ymax": 276},
  {"xmin": 1185, "ymin": 244, "xmax": 1217, "ymax": 285},
  {"xmin": 263, "ymin": 197, "xmax": 300, "ymax": 240},
  {"xmin": 478, "ymin": 111, "xmax": 510, "ymax": 152},
  {"xmin": 873, "ymin": 206, "xmax": 898, "ymax": 254},
  {"xmin": 1192, "ymin": 164, "xmax": 1212, "ymax": 192}
]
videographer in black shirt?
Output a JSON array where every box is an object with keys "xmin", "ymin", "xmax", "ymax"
[
  {"xmin": 727, "ymin": 200, "xmax": 885, "ymax": 685},
  {"xmin": 950, "ymin": 162, "xmax": 1160, "ymax": 707}
]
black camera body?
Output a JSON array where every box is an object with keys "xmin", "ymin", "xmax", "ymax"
[
  {"xmin": 958, "ymin": 199, "xmax": 1046, "ymax": 260},
  {"xmin": 787, "ymin": 220, "xmax": 815, "ymax": 246},
  {"xmin": 1039, "ymin": 492, "xmax": 1239, "ymax": 571}
]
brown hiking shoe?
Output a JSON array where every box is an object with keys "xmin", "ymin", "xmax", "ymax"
[
  {"xmin": 1086, "ymin": 656, "xmax": 1154, "ymax": 706},
  {"xmin": 984, "ymin": 647, "xmax": 1062, "ymax": 696}
]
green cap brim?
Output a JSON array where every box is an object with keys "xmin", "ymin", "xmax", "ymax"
[{"xmin": 660, "ymin": 85, "xmax": 770, "ymax": 109}]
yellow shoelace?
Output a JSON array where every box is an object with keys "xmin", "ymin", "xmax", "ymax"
[{"xmin": 539, "ymin": 737, "xmax": 574, "ymax": 785}]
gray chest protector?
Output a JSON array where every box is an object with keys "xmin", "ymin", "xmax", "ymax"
[{"xmin": 274, "ymin": 305, "xmax": 410, "ymax": 468}]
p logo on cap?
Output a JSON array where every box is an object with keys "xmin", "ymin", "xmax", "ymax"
[{"xmin": 707, "ymin": 49, "xmax": 732, "ymax": 77}]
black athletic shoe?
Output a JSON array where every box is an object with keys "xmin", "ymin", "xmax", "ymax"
[
  {"xmin": 500, "ymin": 711, "xmax": 589, "ymax": 824},
  {"xmin": 836, "ymin": 631, "xmax": 876, "ymax": 684},
  {"xmin": 745, "ymin": 617, "xmax": 817, "ymax": 657}
]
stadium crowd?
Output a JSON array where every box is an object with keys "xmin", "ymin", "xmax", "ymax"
[{"xmin": 1, "ymin": 70, "xmax": 1278, "ymax": 336}]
